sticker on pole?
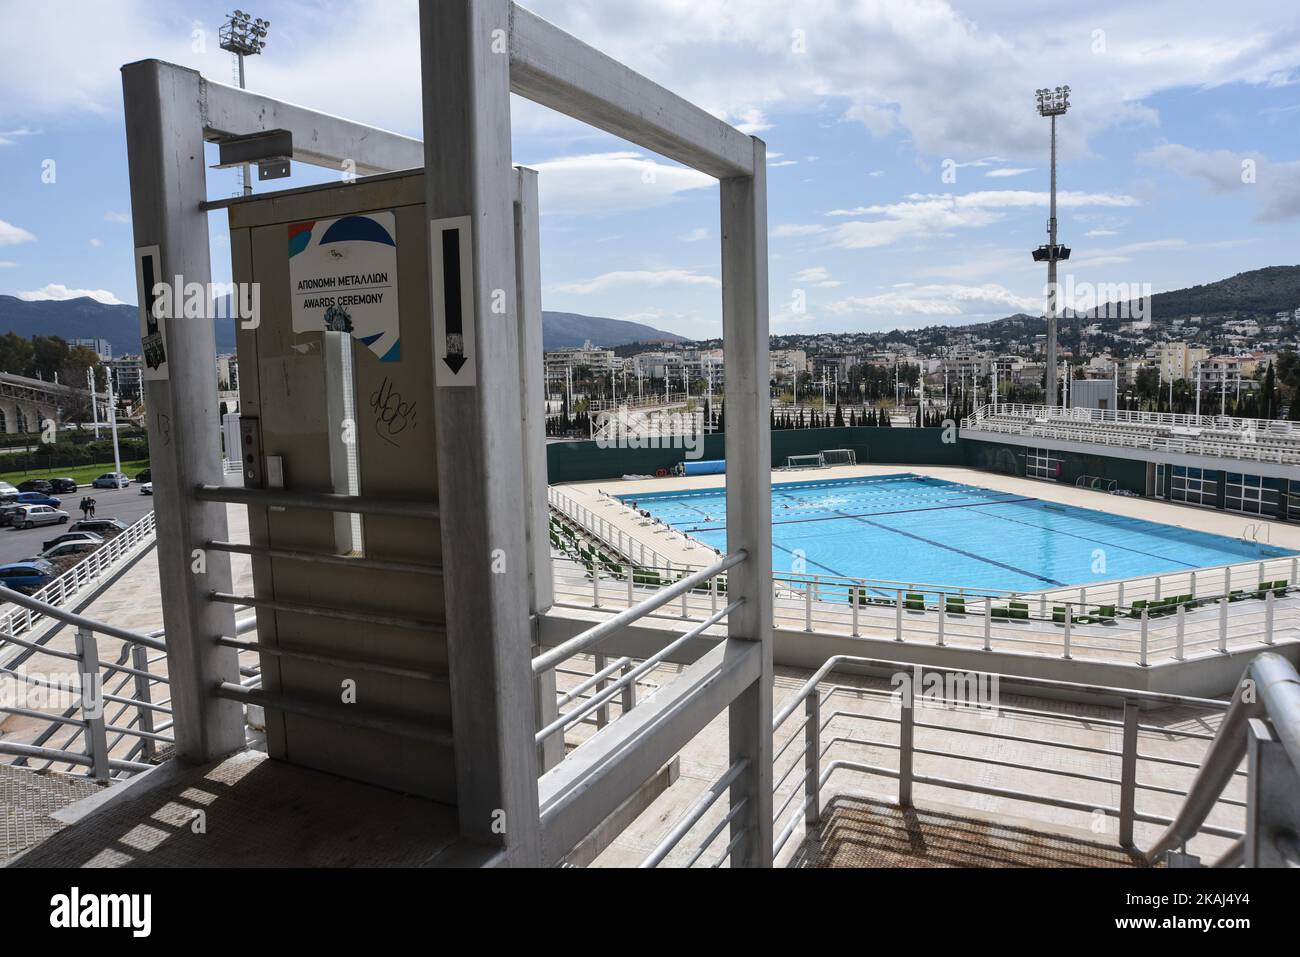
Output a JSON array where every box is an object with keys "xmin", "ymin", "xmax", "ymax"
[
  {"xmin": 431, "ymin": 216, "xmax": 476, "ymax": 387},
  {"xmin": 134, "ymin": 244, "xmax": 168, "ymax": 381},
  {"xmin": 289, "ymin": 211, "xmax": 401, "ymax": 362}
]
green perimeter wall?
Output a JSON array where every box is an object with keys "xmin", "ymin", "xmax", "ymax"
[
  {"xmin": 547, "ymin": 427, "xmax": 964, "ymax": 484},
  {"xmin": 960, "ymin": 440, "xmax": 1148, "ymax": 494},
  {"xmin": 548, "ymin": 427, "xmax": 1150, "ymax": 494}
]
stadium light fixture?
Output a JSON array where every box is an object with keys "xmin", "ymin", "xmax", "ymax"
[
  {"xmin": 1033, "ymin": 84, "xmax": 1070, "ymax": 406},
  {"xmin": 220, "ymin": 11, "xmax": 272, "ymax": 195}
]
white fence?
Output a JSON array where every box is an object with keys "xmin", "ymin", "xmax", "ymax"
[
  {"xmin": 0, "ymin": 511, "xmax": 157, "ymax": 647},
  {"xmin": 963, "ymin": 404, "xmax": 1300, "ymax": 466},
  {"xmin": 549, "ymin": 486, "xmax": 680, "ymax": 574},
  {"xmin": 551, "ymin": 552, "xmax": 1299, "ymax": 667}
]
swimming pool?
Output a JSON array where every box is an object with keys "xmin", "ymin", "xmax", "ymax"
[{"xmin": 620, "ymin": 474, "xmax": 1296, "ymax": 593}]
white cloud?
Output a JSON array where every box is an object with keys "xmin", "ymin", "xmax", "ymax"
[
  {"xmin": 104, "ymin": 211, "xmax": 131, "ymax": 225},
  {"xmin": 1138, "ymin": 143, "xmax": 1300, "ymax": 222},
  {"xmin": 985, "ymin": 167, "xmax": 1034, "ymax": 178},
  {"xmin": 512, "ymin": 0, "xmax": 1300, "ymax": 162},
  {"xmin": 822, "ymin": 190, "xmax": 1140, "ymax": 249},
  {"xmin": 678, "ymin": 227, "xmax": 709, "ymax": 243},
  {"xmin": 19, "ymin": 284, "xmax": 125, "ymax": 305},
  {"xmin": 1085, "ymin": 228, "xmax": 1119, "ymax": 237},
  {"xmin": 88, "ymin": 238, "xmax": 103, "ymax": 248},
  {"xmin": 792, "ymin": 266, "xmax": 842, "ymax": 287},
  {"xmin": 867, "ymin": 170, "xmax": 886, "ymax": 177},
  {"xmin": 7, "ymin": 0, "xmax": 1298, "ymax": 168},
  {"xmin": 0, "ymin": 261, "xmax": 16, "ymax": 269},
  {"xmin": 0, "ymin": 127, "xmax": 38, "ymax": 145},
  {"xmin": 550, "ymin": 269, "xmax": 721, "ymax": 295},
  {"xmin": 528, "ymin": 152, "xmax": 714, "ymax": 215},
  {"xmin": 733, "ymin": 108, "xmax": 772, "ymax": 134},
  {"xmin": 771, "ymin": 224, "xmax": 827, "ymax": 238},
  {"xmin": 826, "ymin": 283, "xmax": 1039, "ymax": 318},
  {"xmin": 0, "ymin": 220, "xmax": 36, "ymax": 246}
]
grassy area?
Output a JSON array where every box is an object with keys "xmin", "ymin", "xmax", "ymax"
[{"xmin": 0, "ymin": 459, "xmax": 151, "ymax": 488}]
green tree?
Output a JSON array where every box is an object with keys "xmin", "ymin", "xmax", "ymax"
[{"xmin": 0, "ymin": 332, "xmax": 33, "ymax": 375}]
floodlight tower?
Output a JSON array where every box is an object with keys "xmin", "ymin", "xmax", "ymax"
[
  {"xmin": 220, "ymin": 10, "xmax": 271, "ymax": 195},
  {"xmin": 1033, "ymin": 85, "xmax": 1071, "ymax": 407}
]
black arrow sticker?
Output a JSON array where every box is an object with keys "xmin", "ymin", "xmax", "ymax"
[
  {"xmin": 441, "ymin": 227, "xmax": 467, "ymax": 375},
  {"xmin": 433, "ymin": 216, "xmax": 476, "ymax": 387}
]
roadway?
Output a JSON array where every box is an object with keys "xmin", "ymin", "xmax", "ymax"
[{"xmin": 0, "ymin": 485, "xmax": 155, "ymax": 566}]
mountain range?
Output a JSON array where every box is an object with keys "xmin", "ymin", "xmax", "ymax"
[
  {"xmin": 0, "ymin": 298, "xmax": 684, "ymax": 355},
  {"xmin": 2, "ymin": 265, "xmax": 1296, "ymax": 356}
]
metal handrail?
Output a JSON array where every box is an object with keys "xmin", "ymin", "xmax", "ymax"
[
  {"xmin": 548, "ymin": 486, "xmax": 676, "ymax": 573},
  {"xmin": 1144, "ymin": 652, "xmax": 1300, "ymax": 863},
  {"xmin": 770, "ymin": 653, "xmax": 1243, "ymax": 863},
  {"xmin": 0, "ymin": 510, "xmax": 157, "ymax": 645},
  {"xmin": 551, "ymin": 553, "xmax": 1299, "ymax": 666},
  {"xmin": 533, "ymin": 549, "xmax": 746, "ymax": 675},
  {"xmin": 195, "ymin": 483, "xmax": 439, "ymax": 520},
  {"xmin": 0, "ymin": 581, "xmax": 173, "ymax": 782},
  {"xmin": 962, "ymin": 406, "xmax": 1300, "ymax": 466}
]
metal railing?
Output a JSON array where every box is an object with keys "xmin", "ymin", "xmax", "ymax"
[
  {"xmin": 552, "ymin": 553, "xmax": 1299, "ymax": 667},
  {"xmin": 769, "ymin": 654, "xmax": 1247, "ymax": 864},
  {"xmin": 0, "ymin": 511, "xmax": 157, "ymax": 646},
  {"xmin": 968, "ymin": 403, "xmax": 1300, "ymax": 436},
  {"xmin": 0, "ymin": 582, "xmax": 263, "ymax": 782},
  {"xmin": 640, "ymin": 758, "xmax": 751, "ymax": 868},
  {"xmin": 0, "ymin": 584, "xmax": 173, "ymax": 781},
  {"xmin": 534, "ymin": 550, "xmax": 746, "ymax": 752},
  {"xmin": 962, "ymin": 404, "xmax": 1300, "ymax": 466},
  {"xmin": 549, "ymin": 486, "xmax": 680, "ymax": 574},
  {"xmin": 1144, "ymin": 652, "xmax": 1300, "ymax": 867}
]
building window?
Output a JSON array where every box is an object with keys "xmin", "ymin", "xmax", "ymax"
[
  {"xmin": 1226, "ymin": 473, "xmax": 1280, "ymax": 517},
  {"xmin": 1287, "ymin": 481, "xmax": 1300, "ymax": 523},
  {"xmin": 1025, "ymin": 448, "xmax": 1063, "ymax": 481},
  {"xmin": 1170, "ymin": 466, "xmax": 1219, "ymax": 508}
]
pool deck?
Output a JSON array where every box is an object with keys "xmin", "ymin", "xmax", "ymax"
[{"xmin": 553, "ymin": 463, "xmax": 1300, "ymax": 579}]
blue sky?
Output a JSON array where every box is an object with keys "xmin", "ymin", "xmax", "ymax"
[{"xmin": 1, "ymin": 0, "xmax": 1298, "ymax": 338}]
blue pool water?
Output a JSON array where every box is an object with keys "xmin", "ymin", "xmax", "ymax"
[{"xmin": 620, "ymin": 474, "xmax": 1296, "ymax": 592}]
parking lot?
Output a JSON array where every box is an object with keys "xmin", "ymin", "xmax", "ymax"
[{"xmin": 0, "ymin": 484, "xmax": 155, "ymax": 567}]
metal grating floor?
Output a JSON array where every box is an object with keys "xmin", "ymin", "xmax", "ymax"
[
  {"xmin": 2, "ymin": 764, "xmax": 102, "ymax": 864},
  {"xmin": 8, "ymin": 749, "xmax": 461, "ymax": 868},
  {"xmin": 789, "ymin": 796, "xmax": 1151, "ymax": 868}
]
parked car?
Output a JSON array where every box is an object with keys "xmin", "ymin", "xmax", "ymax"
[
  {"xmin": 135, "ymin": 468, "xmax": 151, "ymax": 484},
  {"xmin": 0, "ymin": 504, "xmax": 26, "ymax": 527},
  {"xmin": 33, "ymin": 539, "xmax": 100, "ymax": 562},
  {"xmin": 140, "ymin": 482, "xmax": 153, "ymax": 496},
  {"xmin": 17, "ymin": 479, "xmax": 53, "ymax": 494},
  {"xmin": 0, "ymin": 481, "xmax": 18, "ymax": 503},
  {"xmin": 69, "ymin": 517, "xmax": 129, "ymax": 536},
  {"xmin": 12, "ymin": 505, "xmax": 69, "ymax": 529},
  {"xmin": 0, "ymin": 560, "xmax": 58, "ymax": 594},
  {"xmin": 49, "ymin": 477, "xmax": 78, "ymax": 494},
  {"xmin": 15, "ymin": 491, "xmax": 61, "ymax": 508},
  {"xmin": 92, "ymin": 472, "xmax": 130, "ymax": 489},
  {"xmin": 42, "ymin": 530, "xmax": 103, "ymax": 552}
]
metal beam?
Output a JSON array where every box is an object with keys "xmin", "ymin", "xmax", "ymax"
[
  {"xmin": 537, "ymin": 638, "xmax": 763, "ymax": 866},
  {"xmin": 508, "ymin": 4, "xmax": 754, "ymax": 180},
  {"xmin": 720, "ymin": 137, "xmax": 774, "ymax": 866},
  {"xmin": 420, "ymin": 0, "xmax": 541, "ymax": 866},
  {"xmin": 195, "ymin": 67, "xmax": 424, "ymax": 175},
  {"xmin": 515, "ymin": 166, "xmax": 552, "ymax": 614},
  {"xmin": 120, "ymin": 59, "xmax": 245, "ymax": 762}
]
